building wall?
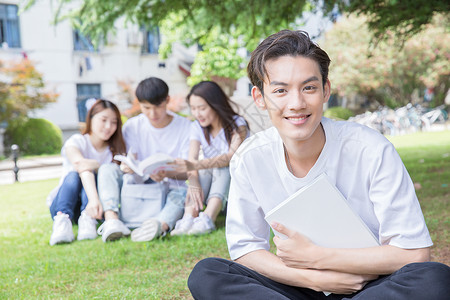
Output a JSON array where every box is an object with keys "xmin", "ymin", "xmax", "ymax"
[{"xmin": 0, "ymin": 0, "xmax": 190, "ymax": 140}]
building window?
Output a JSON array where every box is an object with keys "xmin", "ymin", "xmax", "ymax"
[
  {"xmin": 73, "ymin": 30, "xmax": 95, "ymax": 51},
  {"xmin": 0, "ymin": 4, "xmax": 21, "ymax": 48},
  {"xmin": 76, "ymin": 84, "xmax": 101, "ymax": 122},
  {"xmin": 142, "ymin": 27, "xmax": 160, "ymax": 54}
]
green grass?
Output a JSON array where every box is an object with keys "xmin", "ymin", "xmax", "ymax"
[
  {"xmin": 0, "ymin": 179, "xmax": 228, "ymax": 299},
  {"xmin": 1, "ymin": 130, "xmax": 449, "ymax": 298},
  {"xmin": 388, "ymin": 131, "xmax": 450, "ymax": 263}
]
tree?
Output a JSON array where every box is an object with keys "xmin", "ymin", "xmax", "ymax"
[
  {"xmin": 0, "ymin": 59, "xmax": 58, "ymax": 124},
  {"xmin": 325, "ymin": 0, "xmax": 450, "ymax": 42},
  {"xmin": 320, "ymin": 14, "xmax": 450, "ymax": 107},
  {"xmin": 22, "ymin": 0, "xmax": 449, "ymax": 86},
  {"xmin": 21, "ymin": 0, "xmax": 314, "ymax": 85}
]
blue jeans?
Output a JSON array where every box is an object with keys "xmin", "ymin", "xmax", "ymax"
[
  {"xmin": 49, "ymin": 171, "xmax": 91, "ymax": 222},
  {"xmin": 98, "ymin": 163, "xmax": 187, "ymax": 230}
]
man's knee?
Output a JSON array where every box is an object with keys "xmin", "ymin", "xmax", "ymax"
[
  {"xmin": 416, "ymin": 262, "xmax": 450, "ymax": 297},
  {"xmin": 98, "ymin": 163, "xmax": 120, "ymax": 178},
  {"xmin": 188, "ymin": 258, "xmax": 227, "ymax": 295},
  {"xmin": 388, "ymin": 262, "xmax": 450, "ymax": 300}
]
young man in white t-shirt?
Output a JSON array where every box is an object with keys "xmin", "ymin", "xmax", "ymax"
[
  {"xmin": 97, "ymin": 77, "xmax": 190, "ymax": 242},
  {"xmin": 187, "ymin": 30, "xmax": 450, "ymax": 299}
]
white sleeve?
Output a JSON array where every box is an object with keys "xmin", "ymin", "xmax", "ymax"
[
  {"xmin": 189, "ymin": 121, "xmax": 203, "ymax": 142},
  {"xmin": 179, "ymin": 123, "xmax": 191, "ymax": 159},
  {"xmin": 226, "ymin": 154, "xmax": 271, "ymax": 260},
  {"xmin": 369, "ymin": 142, "xmax": 432, "ymax": 249},
  {"xmin": 61, "ymin": 134, "xmax": 86, "ymax": 157},
  {"xmin": 122, "ymin": 119, "xmax": 137, "ymax": 154},
  {"xmin": 234, "ymin": 115, "xmax": 247, "ymax": 128}
]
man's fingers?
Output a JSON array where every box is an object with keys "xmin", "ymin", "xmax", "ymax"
[{"xmin": 271, "ymin": 222, "xmax": 295, "ymax": 238}]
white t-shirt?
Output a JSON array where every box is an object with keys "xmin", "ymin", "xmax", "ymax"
[
  {"xmin": 190, "ymin": 115, "xmax": 249, "ymax": 158},
  {"xmin": 122, "ymin": 111, "xmax": 191, "ymax": 187},
  {"xmin": 46, "ymin": 133, "xmax": 113, "ymax": 206},
  {"xmin": 226, "ymin": 117, "xmax": 433, "ymax": 260}
]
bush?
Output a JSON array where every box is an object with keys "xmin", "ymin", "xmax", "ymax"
[
  {"xmin": 324, "ymin": 107, "xmax": 355, "ymax": 120},
  {"xmin": 4, "ymin": 118, "xmax": 62, "ymax": 156}
]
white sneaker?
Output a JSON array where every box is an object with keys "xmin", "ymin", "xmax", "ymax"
[
  {"xmin": 131, "ymin": 219, "xmax": 161, "ymax": 242},
  {"xmin": 50, "ymin": 213, "xmax": 75, "ymax": 246},
  {"xmin": 171, "ymin": 215, "xmax": 194, "ymax": 236},
  {"xmin": 97, "ymin": 219, "xmax": 131, "ymax": 242},
  {"xmin": 188, "ymin": 213, "xmax": 215, "ymax": 235},
  {"xmin": 77, "ymin": 211, "xmax": 98, "ymax": 241}
]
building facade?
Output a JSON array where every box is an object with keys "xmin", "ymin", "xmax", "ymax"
[{"xmin": 0, "ymin": 0, "xmax": 192, "ymax": 141}]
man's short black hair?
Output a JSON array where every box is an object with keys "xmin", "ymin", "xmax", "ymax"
[
  {"xmin": 247, "ymin": 30, "xmax": 331, "ymax": 93},
  {"xmin": 135, "ymin": 77, "xmax": 169, "ymax": 105}
]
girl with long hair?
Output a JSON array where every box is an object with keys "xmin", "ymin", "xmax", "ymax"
[
  {"xmin": 172, "ymin": 81, "xmax": 250, "ymax": 235},
  {"xmin": 48, "ymin": 99, "xmax": 126, "ymax": 245}
]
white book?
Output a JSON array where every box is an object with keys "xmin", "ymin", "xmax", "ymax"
[
  {"xmin": 114, "ymin": 149, "xmax": 175, "ymax": 177},
  {"xmin": 265, "ymin": 173, "xmax": 379, "ymax": 248}
]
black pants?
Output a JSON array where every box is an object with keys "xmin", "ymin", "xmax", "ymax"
[{"xmin": 188, "ymin": 257, "xmax": 450, "ymax": 300}]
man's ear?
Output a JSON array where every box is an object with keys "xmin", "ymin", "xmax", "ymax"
[
  {"xmin": 165, "ymin": 95, "xmax": 171, "ymax": 104},
  {"xmin": 323, "ymin": 79, "xmax": 331, "ymax": 104},
  {"xmin": 252, "ymin": 86, "xmax": 266, "ymax": 110}
]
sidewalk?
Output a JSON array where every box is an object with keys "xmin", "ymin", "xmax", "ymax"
[{"xmin": 0, "ymin": 155, "xmax": 63, "ymax": 185}]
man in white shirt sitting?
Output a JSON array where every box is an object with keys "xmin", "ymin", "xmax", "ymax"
[
  {"xmin": 187, "ymin": 30, "xmax": 450, "ymax": 299},
  {"xmin": 97, "ymin": 77, "xmax": 190, "ymax": 242}
]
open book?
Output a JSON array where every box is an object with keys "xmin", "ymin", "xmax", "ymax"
[
  {"xmin": 114, "ymin": 150, "xmax": 175, "ymax": 177},
  {"xmin": 265, "ymin": 173, "xmax": 379, "ymax": 248}
]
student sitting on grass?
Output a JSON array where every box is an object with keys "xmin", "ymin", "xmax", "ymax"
[
  {"xmin": 48, "ymin": 99, "xmax": 126, "ymax": 246},
  {"xmin": 171, "ymin": 81, "xmax": 249, "ymax": 236},
  {"xmin": 97, "ymin": 77, "xmax": 191, "ymax": 242},
  {"xmin": 188, "ymin": 30, "xmax": 450, "ymax": 299}
]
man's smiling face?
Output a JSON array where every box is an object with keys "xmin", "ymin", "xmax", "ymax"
[{"xmin": 252, "ymin": 55, "xmax": 330, "ymax": 143}]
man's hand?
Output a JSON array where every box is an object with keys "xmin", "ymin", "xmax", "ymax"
[
  {"xmin": 120, "ymin": 162, "xmax": 134, "ymax": 174},
  {"xmin": 272, "ymin": 222, "xmax": 322, "ymax": 269},
  {"xmin": 309, "ymin": 269, "xmax": 378, "ymax": 295},
  {"xmin": 85, "ymin": 200, "xmax": 103, "ymax": 220},
  {"xmin": 150, "ymin": 170, "xmax": 166, "ymax": 182}
]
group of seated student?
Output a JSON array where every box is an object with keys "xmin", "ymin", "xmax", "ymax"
[
  {"xmin": 47, "ymin": 29, "xmax": 450, "ymax": 299},
  {"xmin": 48, "ymin": 77, "xmax": 249, "ymax": 245}
]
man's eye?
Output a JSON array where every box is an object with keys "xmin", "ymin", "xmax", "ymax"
[
  {"xmin": 304, "ymin": 86, "xmax": 317, "ymax": 91},
  {"xmin": 274, "ymin": 89, "xmax": 286, "ymax": 94}
]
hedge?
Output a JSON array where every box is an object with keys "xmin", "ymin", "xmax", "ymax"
[{"xmin": 4, "ymin": 118, "xmax": 62, "ymax": 156}]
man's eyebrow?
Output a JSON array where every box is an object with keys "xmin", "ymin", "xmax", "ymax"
[
  {"xmin": 269, "ymin": 81, "xmax": 288, "ymax": 86},
  {"xmin": 269, "ymin": 76, "xmax": 320, "ymax": 86},
  {"xmin": 303, "ymin": 76, "xmax": 319, "ymax": 84}
]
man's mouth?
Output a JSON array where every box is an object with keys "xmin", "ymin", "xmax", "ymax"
[{"xmin": 285, "ymin": 114, "xmax": 310, "ymax": 122}]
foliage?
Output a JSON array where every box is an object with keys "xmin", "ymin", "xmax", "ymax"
[
  {"xmin": 4, "ymin": 118, "xmax": 62, "ymax": 156},
  {"xmin": 321, "ymin": 14, "xmax": 450, "ymax": 107},
  {"xmin": 21, "ymin": 0, "xmax": 311, "ymax": 85},
  {"xmin": 324, "ymin": 106, "xmax": 354, "ymax": 120},
  {"xmin": 0, "ymin": 59, "xmax": 58, "ymax": 124},
  {"xmin": 324, "ymin": 0, "xmax": 450, "ymax": 42},
  {"xmin": 22, "ymin": 1, "xmax": 448, "ymax": 86}
]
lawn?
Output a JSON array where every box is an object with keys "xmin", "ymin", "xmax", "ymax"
[{"xmin": 1, "ymin": 130, "xmax": 449, "ymax": 299}]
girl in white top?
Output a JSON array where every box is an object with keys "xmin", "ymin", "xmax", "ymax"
[
  {"xmin": 48, "ymin": 99, "xmax": 126, "ymax": 245},
  {"xmin": 172, "ymin": 81, "xmax": 250, "ymax": 235}
]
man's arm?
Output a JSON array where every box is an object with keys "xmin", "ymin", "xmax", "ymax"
[
  {"xmin": 273, "ymin": 222, "xmax": 430, "ymax": 275},
  {"xmin": 236, "ymin": 249, "xmax": 377, "ymax": 294}
]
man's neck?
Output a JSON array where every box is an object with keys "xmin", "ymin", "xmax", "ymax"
[
  {"xmin": 282, "ymin": 123, "xmax": 326, "ymax": 178},
  {"xmin": 150, "ymin": 113, "xmax": 173, "ymax": 128}
]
